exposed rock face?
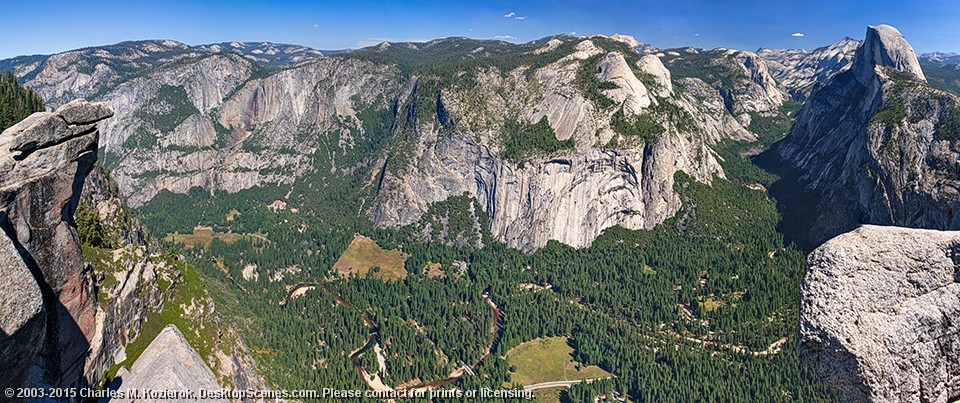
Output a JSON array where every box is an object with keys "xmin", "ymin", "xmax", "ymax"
[
  {"xmin": 658, "ymin": 47, "xmax": 789, "ymax": 126},
  {"xmin": 608, "ymin": 34, "xmax": 641, "ymax": 49},
  {"xmin": 194, "ymin": 41, "xmax": 324, "ymax": 67},
  {"xmin": 110, "ymin": 325, "xmax": 226, "ymax": 402},
  {"xmin": 852, "ymin": 25, "xmax": 926, "ymax": 84},
  {"xmin": 0, "ymin": 100, "xmax": 111, "ymax": 387},
  {"xmin": 371, "ymin": 40, "xmax": 752, "ymax": 250},
  {"xmin": 733, "ymin": 52, "xmax": 787, "ymax": 116},
  {"xmin": 636, "ymin": 55, "xmax": 673, "ymax": 97},
  {"xmin": 921, "ymin": 51, "xmax": 960, "ymax": 66},
  {"xmin": 597, "ymin": 52, "xmax": 653, "ymax": 116},
  {"xmin": 758, "ymin": 37, "xmax": 860, "ymax": 94},
  {"xmin": 78, "ymin": 166, "xmax": 161, "ymax": 387},
  {"xmin": 800, "ymin": 225, "xmax": 960, "ymax": 402},
  {"xmin": 771, "ymin": 24, "xmax": 960, "ymax": 248},
  {"xmin": 97, "ymin": 54, "xmax": 398, "ymax": 207},
  {"xmin": 77, "ymin": 165, "xmax": 266, "ymax": 390},
  {"xmin": 0, "ymin": 40, "xmax": 324, "ymax": 108},
  {"xmin": 0, "ymin": 230, "xmax": 44, "ymax": 389},
  {"xmin": 0, "ymin": 100, "xmax": 265, "ymax": 391},
  {"xmin": 372, "ymin": 137, "xmax": 702, "ymax": 250},
  {"xmin": 4, "ymin": 36, "xmax": 770, "ymax": 250},
  {"xmin": 83, "ymin": 246, "xmax": 162, "ymax": 387}
]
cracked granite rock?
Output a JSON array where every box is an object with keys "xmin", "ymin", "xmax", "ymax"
[{"xmin": 800, "ymin": 225, "xmax": 960, "ymax": 402}]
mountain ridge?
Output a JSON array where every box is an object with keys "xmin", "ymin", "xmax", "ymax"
[
  {"xmin": 768, "ymin": 24, "xmax": 960, "ymax": 250},
  {"xmin": 1, "ymin": 34, "xmax": 768, "ymax": 251}
]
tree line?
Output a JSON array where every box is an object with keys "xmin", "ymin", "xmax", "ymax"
[{"xmin": 0, "ymin": 71, "xmax": 44, "ymax": 131}]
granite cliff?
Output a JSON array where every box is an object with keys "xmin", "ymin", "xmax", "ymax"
[
  {"xmin": 367, "ymin": 38, "xmax": 755, "ymax": 250},
  {"xmin": 778, "ymin": 26, "xmax": 960, "ymax": 403},
  {"xmin": 0, "ymin": 100, "xmax": 111, "ymax": 388},
  {"xmin": 110, "ymin": 325, "xmax": 226, "ymax": 403},
  {"xmin": 0, "ymin": 101, "xmax": 264, "ymax": 394},
  {"xmin": 2, "ymin": 36, "xmax": 771, "ymax": 250},
  {"xmin": 770, "ymin": 24, "xmax": 960, "ymax": 248},
  {"xmin": 800, "ymin": 225, "xmax": 960, "ymax": 402},
  {"xmin": 758, "ymin": 37, "xmax": 860, "ymax": 96}
]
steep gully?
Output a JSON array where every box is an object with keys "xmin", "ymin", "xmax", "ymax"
[{"xmin": 282, "ymin": 283, "xmax": 505, "ymax": 391}]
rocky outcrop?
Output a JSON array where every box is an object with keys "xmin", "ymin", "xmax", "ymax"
[
  {"xmin": 78, "ymin": 167, "xmax": 161, "ymax": 387},
  {"xmin": 658, "ymin": 47, "xmax": 789, "ymax": 125},
  {"xmin": 0, "ymin": 41, "xmax": 335, "ymax": 207},
  {"xmin": 852, "ymin": 25, "xmax": 926, "ymax": 85},
  {"xmin": 597, "ymin": 52, "xmax": 653, "ymax": 116},
  {"xmin": 0, "ymin": 40, "xmax": 324, "ymax": 109},
  {"xmin": 77, "ymin": 165, "xmax": 266, "ymax": 391},
  {"xmin": 195, "ymin": 41, "xmax": 324, "ymax": 67},
  {"xmin": 921, "ymin": 52, "xmax": 960, "ymax": 66},
  {"xmin": 770, "ymin": 24, "xmax": 960, "ymax": 248},
  {"xmin": 636, "ymin": 55, "xmax": 673, "ymax": 97},
  {"xmin": 110, "ymin": 325, "xmax": 226, "ymax": 402},
  {"xmin": 732, "ymin": 52, "xmax": 787, "ymax": 117},
  {"xmin": 83, "ymin": 247, "xmax": 162, "ymax": 388},
  {"xmin": 371, "ymin": 39, "xmax": 752, "ymax": 250},
  {"xmin": 758, "ymin": 37, "xmax": 860, "ymax": 94},
  {"xmin": 95, "ymin": 54, "xmax": 398, "ymax": 207},
  {"xmin": 800, "ymin": 225, "xmax": 960, "ymax": 402},
  {"xmin": 0, "ymin": 100, "xmax": 111, "ymax": 387},
  {"xmin": 0, "ymin": 99, "xmax": 265, "ymax": 392},
  {"xmin": 372, "ymin": 137, "xmax": 701, "ymax": 250},
  {"xmin": 0, "ymin": 227, "xmax": 44, "ymax": 389}
]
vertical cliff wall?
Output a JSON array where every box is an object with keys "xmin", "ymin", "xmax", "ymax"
[
  {"xmin": 770, "ymin": 25, "xmax": 960, "ymax": 248},
  {"xmin": 0, "ymin": 100, "xmax": 112, "ymax": 387}
]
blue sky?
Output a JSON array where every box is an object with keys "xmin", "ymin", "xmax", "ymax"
[{"xmin": 2, "ymin": 0, "xmax": 959, "ymax": 59}]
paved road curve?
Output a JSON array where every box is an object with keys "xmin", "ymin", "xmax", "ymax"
[{"xmin": 523, "ymin": 377, "xmax": 613, "ymax": 392}]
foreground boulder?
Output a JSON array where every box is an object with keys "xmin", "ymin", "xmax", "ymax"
[
  {"xmin": 0, "ymin": 100, "xmax": 111, "ymax": 387},
  {"xmin": 800, "ymin": 225, "xmax": 960, "ymax": 402},
  {"xmin": 0, "ymin": 230, "xmax": 44, "ymax": 389}
]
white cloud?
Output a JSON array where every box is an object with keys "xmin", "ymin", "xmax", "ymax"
[
  {"xmin": 313, "ymin": 24, "xmax": 320, "ymax": 29},
  {"xmin": 495, "ymin": 35, "xmax": 517, "ymax": 40},
  {"xmin": 694, "ymin": 33, "xmax": 699, "ymax": 37},
  {"xmin": 515, "ymin": 16, "xmax": 525, "ymax": 20},
  {"xmin": 469, "ymin": 28, "xmax": 475, "ymax": 32},
  {"xmin": 504, "ymin": 12, "xmax": 516, "ymax": 18},
  {"xmin": 791, "ymin": 32, "xmax": 805, "ymax": 37}
]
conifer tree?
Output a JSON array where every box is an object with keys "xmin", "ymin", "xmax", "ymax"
[{"xmin": 0, "ymin": 71, "xmax": 45, "ymax": 131}]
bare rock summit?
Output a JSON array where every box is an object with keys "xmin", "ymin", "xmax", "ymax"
[{"xmin": 853, "ymin": 24, "xmax": 926, "ymax": 84}]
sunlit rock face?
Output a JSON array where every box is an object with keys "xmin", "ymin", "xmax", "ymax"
[{"xmin": 800, "ymin": 225, "xmax": 960, "ymax": 403}]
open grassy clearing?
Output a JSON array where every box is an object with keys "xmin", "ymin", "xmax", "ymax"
[
  {"xmin": 164, "ymin": 226, "xmax": 267, "ymax": 249},
  {"xmin": 424, "ymin": 261, "xmax": 445, "ymax": 278},
  {"xmin": 332, "ymin": 235, "xmax": 407, "ymax": 280},
  {"xmin": 506, "ymin": 336, "xmax": 611, "ymax": 387}
]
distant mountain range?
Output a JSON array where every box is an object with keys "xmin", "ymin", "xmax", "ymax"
[{"xmin": 921, "ymin": 51, "xmax": 960, "ymax": 65}]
